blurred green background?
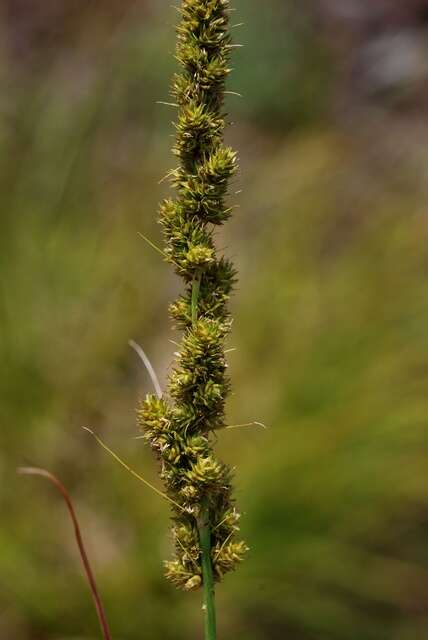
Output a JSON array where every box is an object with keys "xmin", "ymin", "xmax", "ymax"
[{"xmin": 1, "ymin": 1, "xmax": 428, "ymax": 638}]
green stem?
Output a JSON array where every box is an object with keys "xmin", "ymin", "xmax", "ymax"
[
  {"xmin": 198, "ymin": 503, "xmax": 217, "ymax": 640},
  {"xmin": 191, "ymin": 275, "xmax": 201, "ymax": 325},
  {"xmin": 192, "ymin": 277, "xmax": 216, "ymax": 639}
]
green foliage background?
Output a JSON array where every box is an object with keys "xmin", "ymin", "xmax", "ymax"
[{"xmin": 1, "ymin": 1, "xmax": 428, "ymax": 639}]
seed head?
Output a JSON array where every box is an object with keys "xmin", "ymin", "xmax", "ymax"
[{"xmin": 138, "ymin": 0, "xmax": 247, "ymax": 590}]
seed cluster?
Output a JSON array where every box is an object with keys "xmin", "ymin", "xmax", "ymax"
[{"xmin": 138, "ymin": 0, "xmax": 247, "ymax": 591}]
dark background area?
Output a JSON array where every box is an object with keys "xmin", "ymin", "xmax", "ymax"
[{"xmin": 1, "ymin": 1, "xmax": 428, "ymax": 638}]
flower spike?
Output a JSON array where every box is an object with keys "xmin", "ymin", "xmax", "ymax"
[{"xmin": 138, "ymin": 0, "xmax": 247, "ymax": 594}]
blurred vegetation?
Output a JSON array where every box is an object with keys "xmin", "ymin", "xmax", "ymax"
[{"xmin": 1, "ymin": 1, "xmax": 428, "ymax": 639}]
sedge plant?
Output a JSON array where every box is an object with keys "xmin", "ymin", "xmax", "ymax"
[
  {"xmin": 138, "ymin": 0, "xmax": 247, "ymax": 638},
  {"xmin": 18, "ymin": 3, "xmax": 247, "ymax": 639}
]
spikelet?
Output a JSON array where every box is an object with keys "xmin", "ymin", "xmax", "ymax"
[{"xmin": 137, "ymin": 0, "xmax": 247, "ymax": 590}]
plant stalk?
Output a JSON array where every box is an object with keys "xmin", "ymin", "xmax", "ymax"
[
  {"xmin": 191, "ymin": 274, "xmax": 201, "ymax": 326},
  {"xmin": 17, "ymin": 467, "xmax": 112, "ymax": 640},
  {"xmin": 192, "ymin": 277, "xmax": 216, "ymax": 640},
  {"xmin": 198, "ymin": 503, "xmax": 217, "ymax": 640}
]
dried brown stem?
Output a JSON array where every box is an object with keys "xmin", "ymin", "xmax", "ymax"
[{"xmin": 17, "ymin": 466, "xmax": 112, "ymax": 640}]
